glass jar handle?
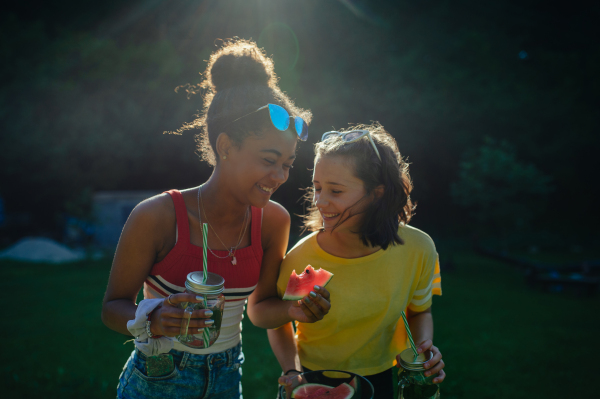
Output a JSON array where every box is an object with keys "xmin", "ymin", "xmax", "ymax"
[{"xmin": 179, "ymin": 306, "xmax": 194, "ymax": 341}]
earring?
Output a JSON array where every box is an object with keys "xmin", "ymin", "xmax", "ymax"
[{"xmin": 222, "ymin": 155, "xmax": 227, "ymax": 160}]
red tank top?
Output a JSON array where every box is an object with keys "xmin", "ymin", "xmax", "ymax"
[{"xmin": 144, "ymin": 189, "xmax": 264, "ymax": 303}]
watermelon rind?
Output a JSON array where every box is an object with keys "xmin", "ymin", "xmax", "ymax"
[
  {"xmin": 349, "ymin": 377, "xmax": 361, "ymax": 399},
  {"xmin": 291, "ymin": 383, "xmax": 333, "ymax": 399},
  {"xmin": 282, "ymin": 266, "xmax": 334, "ymax": 301},
  {"xmin": 283, "ymin": 270, "xmax": 303, "ymax": 301},
  {"xmin": 283, "ymin": 295, "xmax": 302, "ymax": 300}
]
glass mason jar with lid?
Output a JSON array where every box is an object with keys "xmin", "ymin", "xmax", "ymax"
[
  {"xmin": 397, "ymin": 348, "xmax": 440, "ymax": 399},
  {"xmin": 176, "ymin": 271, "xmax": 225, "ymax": 349}
]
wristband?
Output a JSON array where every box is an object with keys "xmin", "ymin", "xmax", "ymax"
[
  {"xmin": 146, "ymin": 307, "xmax": 164, "ymax": 339},
  {"xmin": 284, "ymin": 369, "xmax": 302, "ymax": 375}
]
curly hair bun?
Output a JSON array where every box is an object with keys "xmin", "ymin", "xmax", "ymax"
[
  {"xmin": 207, "ymin": 39, "xmax": 276, "ymax": 92},
  {"xmin": 171, "ymin": 38, "xmax": 311, "ymax": 167}
]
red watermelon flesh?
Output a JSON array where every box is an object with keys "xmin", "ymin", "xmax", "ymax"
[
  {"xmin": 293, "ymin": 383, "xmax": 355, "ymax": 399},
  {"xmin": 282, "ymin": 265, "xmax": 334, "ymax": 301},
  {"xmin": 304, "ymin": 387, "xmax": 330, "ymax": 399},
  {"xmin": 292, "ymin": 384, "xmax": 332, "ymax": 399}
]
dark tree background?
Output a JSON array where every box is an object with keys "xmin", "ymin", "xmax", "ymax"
[{"xmin": 1, "ymin": 0, "xmax": 598, "ymax": 248}]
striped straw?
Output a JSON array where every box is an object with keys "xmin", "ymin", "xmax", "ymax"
[
  {"xmin": 202, "ymin": 223, "xmax": 208, "ymax": 284},
  {"xmin": 201, "ymin": 223, "xmax": 210, "ymax": 347},
  {"xmin": 401, "ymin": 310, "xmax": 419, "ymax": 357}
]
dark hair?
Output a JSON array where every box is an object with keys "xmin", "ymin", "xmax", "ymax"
[
  {"xmin": 303, "ymin": 122, "xmax": 414, "ymax": 250},
  {"xmin": 174, "ymin": 38, "xmax": 312, "ymax": 166}
]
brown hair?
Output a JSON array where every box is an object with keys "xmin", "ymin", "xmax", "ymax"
[
  {"xmin": 174, "ymin": 38, "xmax": 312, "ymax": 165},
  {"xmin": 303, "ymin": 122, "xmax": 414, "ymax": 249}
]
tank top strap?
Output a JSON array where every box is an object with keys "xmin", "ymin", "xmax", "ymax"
[
  {"xmin": 250, "ymin": 206, "xmax": 262, "ymax": 250},
  {"xmin": 165, "ymin": 189, "xmax": 190, "ymax": 245}
]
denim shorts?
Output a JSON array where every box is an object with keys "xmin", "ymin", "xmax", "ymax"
[{"xmin": 117, "ymin": 342, "xmax": 244, "ymax": 399}]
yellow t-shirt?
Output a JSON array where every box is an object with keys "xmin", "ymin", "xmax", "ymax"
[{"xmin": 276, "ymin": 224, "xmax": 442, "ymax": 376}]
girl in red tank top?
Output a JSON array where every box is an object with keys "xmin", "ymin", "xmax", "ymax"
[{"xmin": 101, "ymin": 39, "xmax": 330, "ymax": 399}]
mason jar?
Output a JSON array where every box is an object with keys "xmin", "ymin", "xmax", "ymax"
[
  {"xmin": 176, "ymin": 271, "xmax": 225, "ymax": 349},
  {"xmin": 397, "ymin": 348, "xmax": 440, "ymax": 399}
]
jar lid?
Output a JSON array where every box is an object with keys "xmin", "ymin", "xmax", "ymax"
[
  {"xmin": 399, "ymin": 348, "xmax": 433, "ymax": 371},
  {"xmin": 185, "ymin": 272, "xmax": 225, "ymax": 295}
]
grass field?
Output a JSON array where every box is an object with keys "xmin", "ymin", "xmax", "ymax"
[{"xmin": 1, "ymin": 250, "xmax": 598, "ymax": 398}]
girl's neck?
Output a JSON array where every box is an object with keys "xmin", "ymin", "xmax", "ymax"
[
  {"xmin": 198, "ymin": 173, "xmax": 249, "ymax": 225},
  {"xmin": 316, "ymin": 229, "xmax": 381, "ymax": 259}
]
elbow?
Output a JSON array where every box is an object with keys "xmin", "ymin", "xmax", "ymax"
[
  {"xmin": 100, "ymin": 301, "xmax": 112, "ymax": 329},
  {"xmin": 246, "ymin": 303, "xmax": 272, "ymax": 329},
  {"xmin": 246, "ymin": 305, "xmax": 261, "ymax": 327},
  {"xmin": 248, "ymin": 308, "xmax": 286, "ymax": 330},
  {"xmin": 100, "ymin": 304, "xmax": 108, "ymax": 328}
]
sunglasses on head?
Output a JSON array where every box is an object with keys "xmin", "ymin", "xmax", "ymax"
[
  {"xmin": 230, "ymin": 104, "xmax": 308, "ymax": 141},
  {"xmin": 321, "ymin": 130, "xmax": 382, "ymax": 161}
]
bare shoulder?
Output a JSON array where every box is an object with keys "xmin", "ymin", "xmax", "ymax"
[
  {"xmin": 262, "ymin": 200, "xmax": 291, "ymax": 227},
  {"xmin": 261, "ymin": 200, "xmax": 291, "ymax": 246},
  {"xmin": 126, "ymin": 193, "xmax": 176, "ymax": 241},
  {"xmin": 131, "ymin": 193, "xmax": 175, "ymax": 222}
]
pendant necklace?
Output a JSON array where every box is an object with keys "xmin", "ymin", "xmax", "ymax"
[{"xmin": 197, "ymin": 185, "xmax": 250, "ymax": 265}]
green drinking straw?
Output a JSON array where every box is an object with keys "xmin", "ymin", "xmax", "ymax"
[
  {"xmin": 401, "ymin": 310, "xmax": 419, "ymax": 357},
  {"xmin": 202, "ymin": 223, "xmax": 208, "ymax": 284},
  {"xmin": 201, "ymin": 223, "xmax": 210, "ymax": 347}
]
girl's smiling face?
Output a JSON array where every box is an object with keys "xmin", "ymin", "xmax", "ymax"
[
  {"xmin": 225, "ymin": 128, "xmax": 298, "ymax": 208},
  {"xmin": 312, "ymin": 154, "xmax": 368, "ymax": 232}
]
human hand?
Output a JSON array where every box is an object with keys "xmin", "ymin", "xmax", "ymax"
[
  {"xmin": 396, "ymin": 339, "xmax": 446, "ymax": 384},
  {"xmin": 288, "ymin": 285, "xmax": 331, "ymax": 323},
  {"xmin": 278, "ymin": 371, "xmax": 305, "ymax": 398},
  {"xmin": 149, "ymin": 293, "xmax": 215, "ymax": 337}
]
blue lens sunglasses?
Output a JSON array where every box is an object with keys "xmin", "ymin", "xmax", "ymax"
[
  {"xmin": 229, "ymin": 104, "xmax": 308, "ymax": 141},
  {"xmin": 321, "ymin": 130, "xmax": 382, "ymax": 161}
]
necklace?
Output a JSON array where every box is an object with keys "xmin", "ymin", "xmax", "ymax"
[{"xmin": 197, "ymin": 185, "xmax": 250, "ymax": 265}]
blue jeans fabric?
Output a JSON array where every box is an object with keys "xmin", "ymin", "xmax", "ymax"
[{"xmin": 117, "ymin": 342, "xmax": 244, "ymax": 399}]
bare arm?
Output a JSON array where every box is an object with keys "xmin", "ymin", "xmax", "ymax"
[
  {"xmin": 268, "ymin": 323, "xmax": 302, "ymax": 373},
  {"xmin": 268, "ymin": 323, "xmax": 304, "ymax": 394},
  {"xmin": 246, "ymin": 202, "xmax": 295, "ymax": 328},
  {"xmin": 101, "ymin": 197, "xmax": 167, "ymax": 335},
  {"xmin": 406, "ymin": 307, "xmax": 434, "ymax": 346},
  {"xmin": 101, "ymin": 195, "xmax": 210, "ymax": 337}
]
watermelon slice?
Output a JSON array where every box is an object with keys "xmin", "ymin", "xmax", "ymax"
[
  {"xmin": 292, "ymin": 384, "xmax": 332, "ymax": 399},
  {"xmin": 304, "ymin": 387, "xmax": 330, "ymax": 399},
  {"xmin": 282, "ymin": 265, "xmax": 334, "ymax": 301},
  {"xmin": 292, "ymin": 383, "xmax": 355, "ymax": 399}
]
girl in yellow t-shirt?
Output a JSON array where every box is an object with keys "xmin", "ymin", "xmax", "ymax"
[{"xmin": 269, "ymin": 123, "xmax": 445, "ymax": 397}]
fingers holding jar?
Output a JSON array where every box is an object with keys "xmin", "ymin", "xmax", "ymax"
[
  {"xmin": 162, "ymin": 292, "xmax": 202, "ymax": 308},
  {"xmin": 420, "ymin": 343, "xmax": 445, "ymax": 384},
  {"xmin": 149, "ymin": 294, "xmax": 214, "ymax": 337},
  {"xmin": 430, "ymin": 367, "xmax": 445, "ymax": 384},
  {"xmin": 395, "ymin": 342, "xmax": 446, "ymax": 385}
]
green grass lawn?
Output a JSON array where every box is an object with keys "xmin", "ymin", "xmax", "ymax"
[{"xmin": 1, "ymin": 251, "xmax": 598, "ymax": 398}]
